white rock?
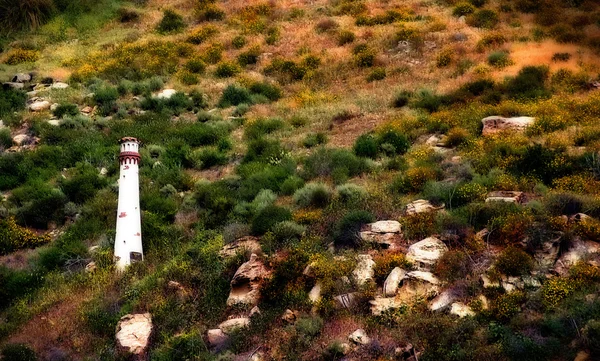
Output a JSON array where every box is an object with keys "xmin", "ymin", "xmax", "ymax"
[
  {"xmin": 481, "ymin": 116, "xmax": 535, "ymax": 136},
  {"xmin": 207, "ymin": 328, "xmax": 229, "ymax": 349},
  {"xmin": 428, "ymin": 289, "xmax": 455, "ymax": 311},
  {"xmin": 450, "ymin": 302, "xmax": 475, "ymax": 318},
  {"xmin": 47, "ymin": 119, "xmax": 60, "ymax": 126},
  {"xmin": 226, "ymin": 254, "xmax": 270, "ymax": 307},
  {"xmin": 370, "ymin": 220, "xmax": 401, "ymax": 233},
  {"xmin": 405, "ymin": 199, "xmax": 444, "ymax": 215},
  {"xmin": 308, "ymin": 281, "xmax": 322, "ymax": 303},
  {"xmin": 220, "ymin": 236, "xmax": 262, "ymax": 259},
  {"xmin": 352, "ymin": 254, "xmax": 375, "ymax": 286},
  {"xmin": 99, "ymin": 167, "xmax": 108, "ymax": 176},
  {"xmin": 406, "ymin": 237, "xmax": 448, "ymax": 269},
  {"xmin": 554, "ymin": 240, "xmax": 600, "ymax": 276},
  {"xmin": 115, "ymin": 313, "xmax": 153, "ymax": 356},
  {"xmin": 360, "ymin": 231, "xmax": 401, "ymax": 249},
  {"xmin": 485, "ymin": 191, "xmax": 524, "ymax": 203},
  {"xmin": 281, "ymin": 309, "xmax": 297, "ymax": 323},
  {"xmin": 349, "ymin": 329, "xmax": 370, "ymax": 345},
  {"xmin": 12, "ymin": 134, "xmax": 30, "ymax": 146},
  {"xmin": 480, "ymin": 274, "xmax": 501, "ymax": 288},
  {"xmin": 29, "ymin": 100, "xmax": 51, "ymax": 112},
  {"xmin": 370, "ymin": 297, "xmax": 404, "ymax": 315},
  {"xmin": 156, "ymin": 89, "xmax": 177, "ymax": 99},
  {"xmin": 12, "ymin": 73, "xmax": 32, "ymax": 83},
  {"xmin": 218, "ymin": 317, "xmax": 250, "ymax": 334},
  {"xmin": 50, "ymin": 82, "xmax": 69, "ymax": 89},
  {"xmin": 50, "ymin": 103, "xmax": 59, "ymax": 111},
  {"xmin": 3, "ymin": 82, "xmax": 24, "ymax": 90},
  {"xmin": 383, "ymin": 267, "xmax": 406, "ymax": 297}
]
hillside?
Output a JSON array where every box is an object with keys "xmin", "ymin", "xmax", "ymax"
[{"xmin": 1, "ymin": 0, "xmax": 600, "ymax": 360}]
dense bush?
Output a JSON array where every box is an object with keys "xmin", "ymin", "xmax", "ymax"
[
  {"xmin": 219, "ymin": 84, "xmax": 252, "ymax": 107},
  {"xmin": 0, "ymin": 88, "xmax": 27, "ymax": 118},
  {"xmin": 0, "ymin": 0, "xmax": 54, "ymax": 32},
  {"xmin": 187, "ymin": 25, "xmax": 217, "ymax": 44},
  {"xmin": 60, "ymin": 163, "xmax": 107, "ymax": 204},
  {"xmin": 0, "ymin": 217, "xmax": 51, "ymax": 255},
  {"xmin": 467, "ymin": 9, "xmax": 499, "ymax": 29},
  {"xmin": 293, "ymin": 183, "xmax": 332, "ymax": 208},
  {"xmin": 215, "ymin": 61, "xmax": 242, "ymax": 78},
  {"xmin": 251, "ymin": 205, "xmax": 292, "ymax": 235},
  {"xmin": 494, "ymin": 246, "xmax": 534, "ymax": 276},
  {"xmin": 506, "ymin": 65, "xmax": 550, "ymax": 99},
  {"xmin": 156, "ymin": 9, "xmax": 186, "ymax": 34},
  {"xmin": 333, "ymin": 210, "xmax": 374, "ymax": 248},
  {"xmin": 0, "ymin": 343, "xmax": 37, "ymax": 361},
  {"xmin": 10, "ymin": 182, "xmax": 67, "ymax": 229},
  {"xmin": 434, "ymin": 250, "xmax": 470, "ymax": 282},
  {"xmin": 453, "ymin": 2, "xmax": 476, "ymax": 16},
  {"xmin": 237, "ymin": 45, "xmax": 261, "ymax": 66},
  {"xmin": 303, "ymin": 147, "xmax": 369, "ymax": 183},
  {"xmin": 337, "ymin": 30, "xmax": 355, "ymax": 45}
]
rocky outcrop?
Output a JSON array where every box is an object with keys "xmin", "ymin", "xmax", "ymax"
[
  {"xmin": 428, "ymin": 289, "xmax": 455, "ymax": 311},
  {"xmin": 371, "ymin": 220, "xmax": 401, "ymax": 233},
  {"xmin": 360, "ymin": 220, "xmax": 402, "ymax": 249},
  {"xmin": 349, "ymin": 329, "xmax": 370, "ymax": 345},
  {"xmin": 405, "ymin": 199, "xmax": 444, "ymax": 216},
  {"xmin": 281, "ymin": 309, "xmax": 298, "ymax": 324},
  {"xmin": 334, "ymin": 292, "xmax": 360, "ymax": 309},
  {"xmin": 218, "ymin": 317, "xmax": 250, "ymax": 334},
  {"xmin": 406, "ymin": 237, "xmax": 448, "ymax": 269},
  {"xmin": 220, "ymin": 236, "xmax": 262, "ymax": 258},
  {"xmin": 50, "ymin": 82, "xmax": 69, "ymax": 89},
  {"xmin": 352, "ymin": 254, "xmax": 375, "ymax": 286},
  {"xmin": 226, "ymin": 253, "xmax": 270, "ymax": 307},
  {"xmin": 383, "ymin": 267, "xmax": 406, "ymax": 297},
  {"xmin": 12, "ymin": 73, "xmax": 32, "ymax": 83},
  {"xmin": 12, "ymin": 134, "xmax": 31, "ymax": 146},
  {"xmin": 207, "ymin": 328, "xmax": 229, "ymax": 349},
  {"xmin": 397, "ymin": 271, "xmax": 441, "ymax": 302},
  {"xmin": 29, "ymin": 100, "xmax": 51, "ymax": 112},
  {"xmin": 481, "ymin": 116, "xmax": 535, "ymax": 136},
  {"xmin": 308, "ymin": 281, "xmax": 322, "ymax": 303},
  {"xmin": 115, "ymin": 313, "xmax": 153, "ymax": 358},
  {"xmin": 554, "ymin": 239, "xmax": 600, "ymax": 276},
  {"xmin": 370, "ymin": 296, "xmax": 404, "ymax": 315},
  {"xmin": 485, "ymin": 191, "xmax": 525, "ymax": 204},
  {"xmin": 450, "ymin": 302, "xmax": 475, "ymax": 318},
  {"xmin": 3, "ymin": 82, "xmax": 24, "ymax": 90},
  {"xmin": 156, "ymin": 89, "xmax": 177, "ymax": 99}
]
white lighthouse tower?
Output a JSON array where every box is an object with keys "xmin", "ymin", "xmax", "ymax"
[{"xmin": 114, "ymin": 137, "xmax": 143, "ymax": 271}]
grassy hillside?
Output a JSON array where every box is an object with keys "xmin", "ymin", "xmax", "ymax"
[{"xmin": 1, "ymin": 0, "xmax": 600, "ymax": 360}]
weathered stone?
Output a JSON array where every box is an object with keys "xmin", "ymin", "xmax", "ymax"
[
  {"xmin": 349, "ymin": 329, "xmax": 370, "ymax": 345},
  {"xmin": 227, "ymin": 253, "xmax": 270, "ymax": 307},
  {"xmin": 405, "ymin": 199, "xmax": 444, "ymax": 215},
  {"xmin": 47, "ymin": 119, "xmax": 60, "ymax": 126},
  {"xmin": 281, "ymin": 309, "xmax": 298, "ymax": 324},
  {"xmin": 485, "ymin": 191, "xmax": 524, "ymax": 204},
  {"xmin": 12, "ymin": 134, "xmax": 31, "ymax": 146},
  {"xmin": 50, "ymin": 82, "xmax": 69, "ymax": 89},
  {"xmin": 370, "ymin": 220, "xmax": 401, "ymax": 233},
  {"xmin": 535, "ymin": 236, "xmax": 562, "ymax": 268},
  {"xmin": 250, "ymin": 306, "xmax": 261, "ymax": 317},
  {"xmin": 359, "ymin": 231, "xmax": 401, "ymax": 249},
  {"xmin": 12, "ymin": 73, "xmax": 32, "ymax": 83},
  {"xmin": 554, "ymin": 239, "xmax": 600, "ymax": 276},
  {"xmin": 218, "ymin": 317, "xmax": 250, "ymax": 334},
  {"xmin": 353, "ymin": 254, "xmax": 375, "ymax": 286},
  {"xmin": 308, "ymin": 281, "xmax": 322, "ymax": 303},
  {"xmin": 570, "ymin": 213, "xmax": 591, "ymax": 223},
  {"xmin": 370, "ymin": 297, "xmax": 404, "ymax": 316},
  {"xmin": 156, "ymin": 89, "xmax": 177, "ymax": 99},
  {"xmin": 50, "ymin": 103, "xmax": 59, "ymax": 111},
  {"xmin": 480, "ymin": 274, "xmax": 501, "ymax": 288},
  {"xmin": 383, "ymin": 267, "xmax": 406, "ymax": 297},
  {"xmin": 406, "ymin": 237, "xmax": 448, "ymax": 269},
  {"xmin": 477, "ymin": 295, "xmax": 489, "ymax": 310},
  {"xmin": 115, "ymin": 313, "xmax": 153, "ymax": 357},
  {"xmin": 85, "ymin": 261, "xmax": 96, "ymax": 273},
  {"xmin": 81, "ymin": 106, "xmax": 93, "ymax": 114},
  {"xmin": 397, "ymin": 271, "xmax": 441, "ymax": 302},
  {"xmin": 481, "ymin": 116, "xmax": 535, "ymax": 136},
  {"xmin": 207, "ymin": 329, "xmax": 229, "ymax": 349},
  {"xmin": 334, "ymin": 292, "xmax": 359, "ymax": 309},
  {"xmin": 428, "ymin": 289, "xmax": 455, "ymax": 311},
  {"xmin": 220, "ymin": 236, "xmax": 262, "ymax": 259},
  {"xmin": 3, "ymin": 82, "xmax": 24, "ymax": 90},
  {"xmin": 29, "ymin": 100, "xmax": 51, "ymax": 112},
  {"xmin": 450, "ymin": 302, "xmax": 475, "ymax": 318}
]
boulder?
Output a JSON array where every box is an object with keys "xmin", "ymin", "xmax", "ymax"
[
  {"xmin": 115, "ymin": 313, "xmax": 153, "ymax": 358},
  {"xmin": 50, "ymin": 82, "xmax": 69, "ymax": 89},
  {"xmin": 220, "ymin": 236, "xmax": 262, "ymax": 259},
  {"xmin": 50, "ymin": 103, "xmax": 59, "ymax": 111},
  {"xmin": 535, "ymin": 236, "xmax": 562, "ymax": 268},
  {"xmin": 349, "ymin": 329, "xmax": 370, "ymax": 345},
  {"xmin": 405, "ymin": 199, "xmax": 444, "ymax": 215},
  {"xmin": 29, "ymin": 100, "xmax": 51, "ymax": 112},
  {"xmin": 81, "ymin": 106, "xmax": 93, "ymax": 114},
  {"xmin": 481, "ymin": 116, "xmax": 535, "ymax": 136},
  {"xmin": 3, "ymin": 82, "xmax": 24, "ymax": 90},
  {"xmin": 352, "ymin": 254, "xmax": 375, "ymax": 286},
  {"xmin": 308, "ymin": 281, "xmax": 322, "ymax": 303},
  {"xmin": 207, "ymin": 328, "xmax": 229, "ymax": 349},
  {"xmin": 485, "ymin": 191, "xmax": 524, "ymax": 204},
  {"xmin": 406, "ymin": 237, "xmax": 448, "ymax": 269},
  {"xmin": 383, "ymin": 267, "xmax": 406, "ymax": 297},
  {"xmin": 477, "ymin": 295, "xmax": 489, "ymax": 310},
  {"xmin": 428, "ymin": 289, "xmax": 455, "ymax": 311},
  {"xmin": 450, "ymin": 302, "xmax": 475, "ymax": 318},
  {"xmin": 359, "ymin": 231, "xmax": 401, "ymax": 249},
  {"xmin": 334, "ymin": 292, "xmax": 360, "ymax": 309},
  {"xmin": 226, "ymin": 253, "xmax": 270, "ymax": 307},
  {"xmin": 156, "ymin": 89, "xmax": 177, "ymax": 99},
  {"xmin": 480, "ymin": 274, "xmax": 501, "ymax": 288},
  {"xmin": 85, "ymin": 261, "xmax": 96, "ymax": 273},
  {"xmin": 554, "ymin": 240, "xmax": 600, "ymax": 276},
  {"xmin": 12, "ymin": 73, "xmax": 32, "ymax": 83},
  {"xmin": 397, "ymin": 271, "xmax": 441, "ymax": 302},
  {"xmin": 370, "ymin": 220, "xmax": 401, "ymax": 233},
  {"xmin": 570, "ymin": 213, "xmax": 591, "ymax": 223},
  {"xmin": 218, "ymin": 317, "xmax": 250, "ymax": 334},
  {"xmin": 47, "ymin": 119, "xmax": 60, "ymax": 126},
  {"xmin": 12, "ymin": 134, "xmax": 30, "ymax": 146},
  {"xmin": 281, "ymin": 309, "xmax": 298, "ymax": 324},
  {"xmin": 370, "ymin": 297, "xmax": 404, "ymax": 316}
]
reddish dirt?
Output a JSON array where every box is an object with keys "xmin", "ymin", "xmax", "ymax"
[{"xmin": 328, "ymin": 113, "xmax": 384, "ymax": 148}]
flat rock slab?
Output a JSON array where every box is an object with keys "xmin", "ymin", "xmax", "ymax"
[
  {"xmin": 29, "ymin": 100, "xmax": 51, "ymax": 112},
  {"xmin": 485, "ymin": 191, "xmax": 524, "ymax": 203},
  {"xmin": 405, "ymin": 199, "xmax": 444, "ymax": 215},
  {"xmin": 115, "ymin": 313, "xmax": 153, "ymax": 357},
  {"xmin": 370, "ymin": 220, "xmax": 401, "ymax": 233},
  {"xmin": 406, "ymin": 237, "xmax": 448, "ymax": 269},
  {"xmin": 481, "ymin": 116, "xmax": 535, "ymax": 136},
  {"xmin": 352, "ymin": 254, "xmax": 375, "ymax": 286}
]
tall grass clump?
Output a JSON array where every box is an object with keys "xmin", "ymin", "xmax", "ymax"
[{"xmin": 0, "ymin": 0, "xmax": 55, "ymax": 33}]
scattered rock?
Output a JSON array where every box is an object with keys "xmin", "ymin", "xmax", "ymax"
[
  {"xmin": 220, "ymin": 236, "xmax": 262, "ymax": 259},
  {"xmin": 480, "ymin": 274, "xmax": 501, "ymax": 288},
  {"xmin": 405, "ymin": 199, "xmax": 444, "ymax": 215},
  {"xmin": 12, "ymin": 73, "xmax": 32, "ymax": 83},
  {"xmin": 370, "ymin": 220, "xmax": 401, "ymax": 233},
  {"xmin": 352, "ymin": 254, "xmax": 375, "ymax": 286},
  {"xmin": 50, "ymin": 103, "xmax": 59, "ymax": 112},
  {"xmin": 29, "ymin": 100, "xmax": 51, "ymax": 112},
  {"xmin": 12, "ymin": 134, "xmax": 31, "ymax": 146},
  {"xmin": 485, "ymin": 191, "xmax": 525, "ymax": 204},
  {"xmin": 50, "ymin": 82, "xmax": 69, "ymax": 89},
  {"xmin": 428, "ymin": 289, "xmax": 455, "ymax": 311},
  {"xmin": 349, "ymin": 329, "xmax": 370, "ymax": 345},
  {"xmin": 81, "ymin": 106, "xmax": 93, "ymax": 114},
  {"xmin": 115, "ymin": 313, "xmax": 153, "ymax": 358},
  {"xmin": 207, "ymin": 328, "xmax": 229, "ymax": 349},
  {"xmin": 450, "ymin": 302, "xmax": 475, "ymax": 318},
  {"xmin": 85, "ymin": 261, "xmax": 96, "ymax": 273},
  {"xmin": 481, "ymin": 116, "xmax": 535, "ymax": 136},
  {"xmin": 47, "ymin": 119, "xmax": 60, "ymax": 126},
  {"xmin": 477, "ymin": 295, "xmax": 489, "ymax": 310},
  {"xmin": 397, "ymin": 271, "xmax": 441, "ymax": 301},
  {"xmin": 156, "ymin": 89, "xmax": 177, "ymax": 99},
  {"xmin": 570, "ymin": 213, "xmax": 591, "ymax": 223},
  {"xmin": 406, "ymin": 237, "xmax": 448, "ymax": 269},
  {"xmin": 218, "ymin": 317, "xmax": 250, "ymax": 334},
  {"xmin": 534, "ymin": 236, "xmax": 562, "ymax": 268},
  {"xmin": 281, "ymin": 309, "xmax": 298, "ymax": 324},
  {"xmin": 360, "ymin": 231, "xmax": 401, "ymax": 249},
  {"xmin": 554, "ymin": 239, "xmax": 600, "ymax": 276},
  {"xmin": 99, "ymin": 167, "xmax": 108, "ymax": 176},
  {"xmin": 383, "ymin": 267, "xmax": 406, "ymax": 297},
  {"xmin": 3, "ymin": 82, "xmax": 24, "ymax": 90},
  {"xmin": 227, "ymin": 253, "xmax": 270, "ymax": 307},
  {"xmin": 370, "ymin": 297, "xmax": 404, "ymax": 315},
  {"xmin": 308, "ymin": 281, "xmax": 322, "ymax": 303},
  {"xmin": 334, "ymin": 292, "xmax": 360, "ymax": 309}
]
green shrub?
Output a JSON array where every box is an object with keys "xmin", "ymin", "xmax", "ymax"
[
  {"xmin": 219, "ymin": 84, "xmax": 252, "ymax": 107},
  {"xmin": 378, "ymin": 128, "xmax": 410, "ymax": 155},
  {"xmin": 367, "ymin": 67, "xmax": 386, "ymax": 82},
  {"xmin": 249, "ymin": 82, "xmax": 282, "ymax": 101},
  {"xmin": 195, "ymin": 5, "xmax": 225, "ymax": 22},
  {"xmin": 0, "ymin": 128, "xmax": 12, "ymax": 149},
  {"xmin": 244, "ymin": 118, "xmax": 284, "ymax": 140},
  {"xmin": 467, "ymin": 9, "xmax": 499, "ymax": 29},
  {"xmin": 237, "ymin": 45, "xmax": 261, "ymax": 66},
  {"xmin": 93, "ymin": 85, "xmax": 119, "ymax": 116},
  {"xmin": 494, "ymin": 246, "xmax": 534, "ymax": 276},
  {"xmin": 453, "ymin": 2, "xmax": 476, "ymax": 16},
  {"xmin": 251, "ymin": 205, "xmax": 292, "ymax": 235},
  {"xmin": 231, "ymin": 35, "xmax": 247, "ymax": 49},
  {"xmin": 434, "ymin": 250, "xmax": 470, "ymax": 283},
  {"xmin": 10, "ymin": 182, "xmax": 67, "ymax": 229},
  {"xmin": 151, "ymin": 330, "xmax": 211, "ymax": 361},
  {"xmin": 281, "ymin": 176, "xmax": 304, "ymax": 195},
  {"xmin": 52, "ymin": 103, "xmax": 78, "ymax": 118},
  {"xmin": 0, "ymin": 88, "xmax": 27, "ymax": 117},
  {"xmin": 203, "ymin": 43, "xmax": 224, "ymax": 64},
  {"xmin": 243, "ymin": 138, "xmax": 285, "ymax": 164},
  {"xmin": 353, "ymin": 133, "xmax": 378, "ymax": 158},
  {"xmin": 60, "ymin": 163, "xmax": 107, "ymax": 204},
  {"xmin": 187, "ymin": 25, "xmax": 218, "ymax": 44},
  {"xmin": 487, "ymin": 51, "xmax": 511, "ymax": 68},
  {"xmin": 551, "ymin": 52, "xmax": 571, "ymax": 62},
  {"xmin": 0, "ymin": 217, "xmax": 51, "ymax": 255},
  {"xmin": 264, "ymin": 58, "xmax": 308, "ymax": 82},
  {"xmin": 272, "ymin": 221, "xmax": 306, "ymax": 245},
  {"xmin": 265, "ymin": 26, "xmax": 280, "ymax": 45},
  {"xmin": 506, "ymin": 65, "xmax": 550, "ymax": 99},
  {"xmin": 0, "ymin": 343, "xmax": 37, "ymax": 361},
  {"xmin": 352, "ymin": 44, "xmax": 376, "ymax": 67},
  {"xmin": 293, "ymin": 183, "xmax": 332, "ymax": 208},
  {"xmin": 157, "ymin": 9, "xmax": 186, "ymax": 34},
  {"xmin": 295, "ymin": 316, "xmax": 324, "ymax": 338},
  {"xmin": 334, "ymin": 210, "xmax": 374, "ymax": 248},
  {"xmin": 336, "ymin": 183, "xmax": 367, "ymax": 204},
  {"xmin": 584, "ymin": 320, "xmax": 600, "ymax": 356},
  {"xmin": 191, "ymin": 148, "xmax": 228, "ymax": 169},
  {"xmin": 337, "ymin": 30, "xmax": 355, "ymax": 45},
  {"xmin": 118, "ymin": 7, "xmax": 140, "ymax": 23},
  {"xmin": 303, "ymin": 147, "xmax": 369, "ymax": 181},
  {"xmin": 392, "ymin": 90, "xmax": 412, "ymax": 108},
  {"xmin": 302, "ymin": 132, "xmax": 327, "ymax": 148},
  {"xmin": 184, "ymin": 58, "xmax": 206, "ymax": 74},
  {"xmin": 215, "ymin": 61, "xmax": 242, "ymax": 78}
]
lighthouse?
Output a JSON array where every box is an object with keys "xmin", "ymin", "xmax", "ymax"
[{"xmin": 114, "ymin": 137, "xmax": 143, "ymax": 271}]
